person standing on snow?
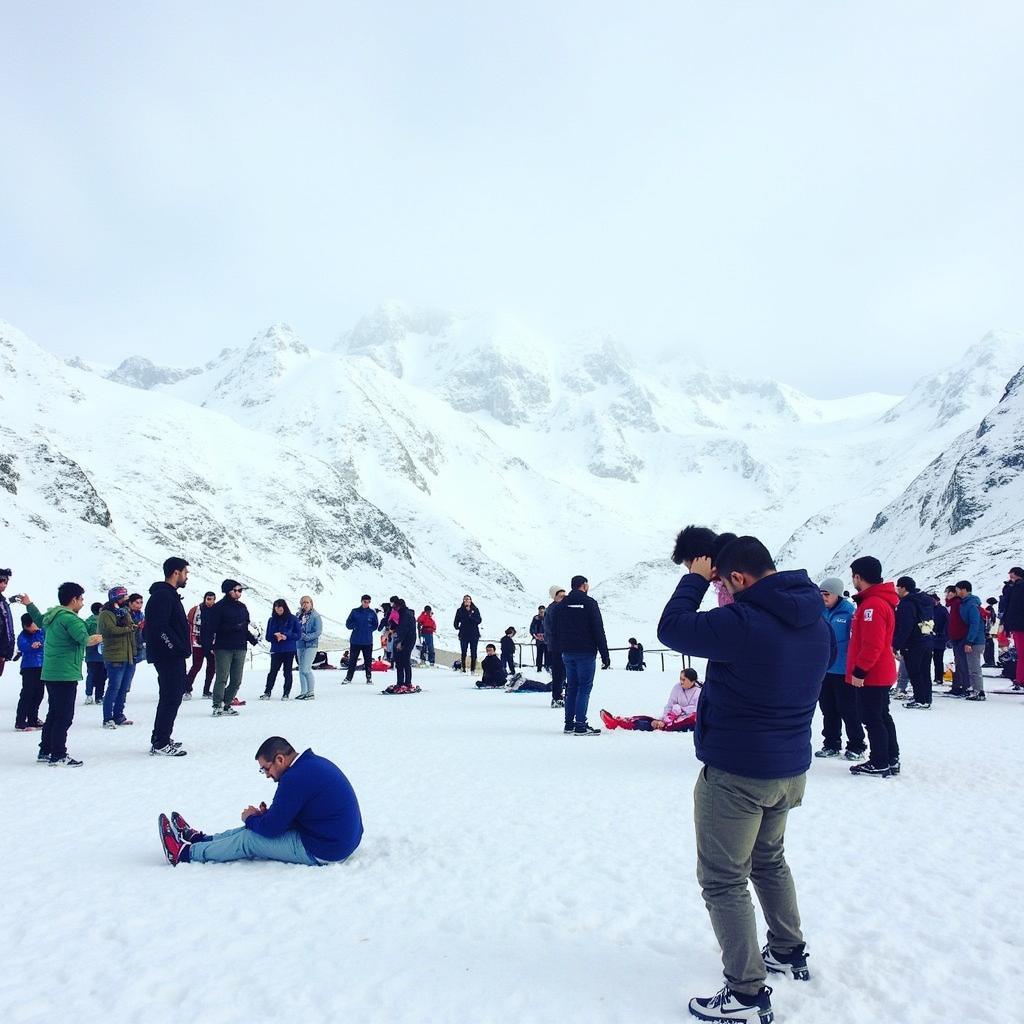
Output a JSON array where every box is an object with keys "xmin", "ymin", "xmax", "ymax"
[
  {"xmin": 929, "ymin": 593, "xmax": 949, "ymax": 685},
  {"xmin": 544, "ymin": 587, "xmax": 566, "ymax": 708},
  {"xmin": 846, "ymin": 557, "xmax": 900, "ymax": 778},
  {"xmin": 295, "ymin": 596, "xmax": 322, "ymax": 700},
  {"xmin": 185, "ymin": 591, "xmax": 217, "ymax": 697},
  {"xmin": 345, "ymin": 595, "xmax": 379, "ymax": 684},
  {"xmin": 0, "ymin": 568, "xmax": 15, "ymax": 677},
  {"xmin": 956, "ymin": 580, "xmax": 986, "ymax": 701},
  {"xmin": 657, "ymin": 536, "xmax": 832, "ymax": 1024},
  {"xmin": 529, "ymin": 605, "xmax": 547, "ymax": 671},
  {"xmin": 203, "ymin": 579, "xmax": 257, "ymax": 715},
  {"xmin": 814, "ymin": 578, "xmax": 865, "ymax": 760},
  {"xmin": 145, "ymin": 557, "xmax": 192, "ymax": 757},
  {"xmin": 944, "ymin": 584, "xmax": 969, "ymax": 696},
  {"xmin": 98, "ymin": 585, "xmax": 138, "ymax": 730},
  {"xmin": 893, "ymin": 576, "xmax": 935, "ymax": 710},
  {"xmin": 454, "ymin": 595, "xmax": 482, "ymax": 673},
  {"xmin": 416, "ymin": 605, "xmax": 437, "ymax": 665}
]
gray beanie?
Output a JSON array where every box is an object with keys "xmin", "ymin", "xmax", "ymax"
[
  {"xmin": 819, "ymin": 577, "xmax": 845, "ymax": 597},
  {"xmin": 549, "ymin": 585, "xmax": 564, "ymax": 600}
]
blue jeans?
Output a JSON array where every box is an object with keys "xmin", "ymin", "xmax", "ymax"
[
  {"xmin": 102, "ymin": 661, "xmax": 135, "ymax": 722},
  {"xmin": 562, "ymin": 653, "xmax": 597, "ymax": 728},
  {"xmin": 419, "ymin": 633, "xmax": 435, "ymax": 664},
  {"xmin": 188, "ymin": 826, "xmax": 320, "ymax": 865},
  {"xmin": 298, "ymin": 646, "xmax": 316, "ymax": 695}
]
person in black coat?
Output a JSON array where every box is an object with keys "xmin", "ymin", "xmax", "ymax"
[
  {"xmin": 1002, "ymin": 568, "xmax": 1024, "ymax": 687},
  {"xmin": 202, "ymin": 579, "xmax": 258, "ymax": 714},
  {"xmin": 453, "ymin": 595, "xmax": 482, "ymax": 672},
  {"xmin": 929, "ymin": 594, "xmax": 949, "ymax": 684},
  {"xmin": 144, "ymin": 557, "xmax": 191, "ymax": 757},
  {"xmin": 529, "ymin": 607, "xmax": 547, "ymax": 671},
  {"xmin": 893, "ymin": 576, "xmax": 935, "ymax": 708},
  {"xmin": 392, "ymin": 598, "xmax": 418, "ymax": 689}
]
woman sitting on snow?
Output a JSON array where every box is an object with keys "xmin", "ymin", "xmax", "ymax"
[{"xmin": 600, "ymin": 668, "xmax": 701, "ymax": 732}]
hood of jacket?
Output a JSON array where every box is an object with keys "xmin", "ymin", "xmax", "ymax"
[
  {"xmin": 734, "ymin": 570, "xmax": 825, "ymax": 629},
  {"xmin": 853, "ymin": 581, "xmax": 900, "ymax": 611},
  {"xmin": 902, "ymin": 589, "xmax": 934, "ymax": 618},
  {"xmin": 42, "ymin": 605, "xmax": 78, "ymax": 628}
]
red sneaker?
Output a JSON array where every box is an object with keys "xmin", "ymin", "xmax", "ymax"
[
  {"xmin": 158, "ymin": 813, "xmax": 190, "ymax": 866},
  {"xmin": 600, "ymin": 709, "xmax": 619, "ymax": 730},
  {"xmin": 231, "ymin": 697, "xmax": 246, "ymax": 706}
]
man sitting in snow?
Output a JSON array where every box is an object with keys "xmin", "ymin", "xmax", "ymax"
[{"xmin": 157, "ymin": 736, "xmax": 363, "ymax": 867}]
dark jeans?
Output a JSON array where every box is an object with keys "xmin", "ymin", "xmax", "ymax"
[
  {"xmin": 535, "ymin": 641, "xmax": 547, "ymax": 671},
  {"xmin": 500, "ymin": 652, "xmax": 516, "ymax": 676},
  {"xmin": 902, "ymin": 645, "xmax": 932, "ymax": 704},
  {"xmin": 186, "ymin": 647, "xmax": 216, "ymax": 692},
  {"xmin": 265, "ymin": 651, "xmax": 295, "ymax": 695},
  {"xmin": 549, "ymin": 650, "xmax": 565, "ymax": 701},
  {"xmin": 40, "ymin": 680, "xmax": 77, "ymax": 759},
  {"xmin": 983, "ymin": 636, "xmax": 996, "ymax": 667},
  {"xmin": 817, "ymin": 673, "xmax": 865, "ymax": 753},
  {"xmin": 394, "ymin": 648, "xmax": 413, "ymax": 686},
  {"xmin": 562, "ymin": 652, "xmax": 597, "ymax": 728},
  {"xmin": 859, "ymin": 686, "xmax": 899, "ymax": 768},
  {"xmin": 151, "ymin": 657, "xmax": 186, "ymax": 749},
  {"xmin": 419, "ymin": 633, "xmax": 435, "ymax": 664},
  {"xmin": 345, "ymin": 644, "xmax": 373, "ymax": 680},
  {"xmin": 16, "ymin": 668, "xmax": 45, "ymax": 729},
  {"xmin": 459, "ymin": 637, "xmax": 479, "ymax": 671},
  {"xmin": 951, "ymin": 640, "xmax": 969, "ymax": 694},
  {"xmin": 932, "ymin": 647, "xmax": 945, "ymax": 683},
  {"xmin": 85, "ymin": 660, "xmax": 107, "ymax": 700}
]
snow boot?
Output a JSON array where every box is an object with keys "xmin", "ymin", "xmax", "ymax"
[
  {"xmin": 688, "ymin": 984, "xmax": 773, "ymax": 1023},
  {"xmin": 965, "ymin": 691, "xmax": 986, "ymax": 701},
  {"xmin": 849, "ymin": 762, "xmax": 890, "ymax": 778},
  {"xmin": 170, "ymin": 811, "xmax": 208, "ymax": 844},
  {"xmin": 151, "ymin": 743, "xmax": 188, "ymax": 757},
  {"xmin": 574, "ymin": 723, "xmax": 601, "ymax": 736},
  {"xmin": 158, "ymin": 813, "xmax": 190, "ymax": 866},
  {"xmin": 813, "ymin": 746, "xmax": 840, "ymax": 757},
  {"xmin": 761, "ymin": 941, "xmax": 809, "ymax": 980}
]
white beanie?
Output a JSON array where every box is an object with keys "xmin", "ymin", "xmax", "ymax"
[{"xmin": 549, "ymin": 585, "xmax": 564, "ymax": 600}]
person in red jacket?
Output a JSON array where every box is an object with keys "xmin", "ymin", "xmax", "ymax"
[
  {"xmin": 416, "ymin": 606, "xmax": 437, "ymax": 666},
  {"xmin": 846, "ymin": 556, "xmax": 900, "ymax": 778}
]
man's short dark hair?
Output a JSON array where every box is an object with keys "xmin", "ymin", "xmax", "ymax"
[
  {"xmin": 850, "ymin": 556, "xmax": 883, "ymax": 585},
  {"xmin": 58, "ymin": 582, "xmax": 85, "ymax": 606},
  {"xmin": 571, "ymin": 575, "xmax": 588, "ymax": 589},
  {"xmin": 671, "ymin": 525, "xmax": 718, "ymax": 565},
  {"xmin": 21, "ymin": 612, "xmax": 34, "ymax": 628},
  {"xmin": 255, "ymin": 736, "xmax": 296, "ymax": 762},
  {"xmin": 956, "ymin": 580, "xmax": 972, "ymax": 592},
  {"xmin": 205, "ymin": 591, "xmax": 216, "ymax": 599},
  {"xmin": 1009, "ymin": 567, "xmax": 1024, "ymax": 578},
  {"xmin": 485, "ymin": 643, "xmax": 496, "ymax": 651},
  {"xmin": 90, "ymin": 601, "xmax": 102, "ymax": 614},
  {"xmin": 716, "ymin": 537, "xmax": 776, "ymax": 579},
  {"xmin": 945, "ymin": 585, "xmax": 957, "ymax": 595},
  {"xmin": 163, "ymin": 556, "xmax": 189, "ymax": 578},
  {"xmin": 361, "ymin": 594, "xmax": 372, "ymax": 601},
  {"xmin": 896, "ymin": 576, "xmax": 916, "ymax": 591},
  {"xmin": 128, "ymin": 593, "xmax": 143, "ymax": 603}
]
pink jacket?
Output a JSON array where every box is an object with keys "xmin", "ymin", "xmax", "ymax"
[
  {"xmin": 712, "ymin": 580, "xmax": 734, "ymax": 607},
  {"xmin": 662, "ymin": 682, "xmax": 701, "ymax": 726}
]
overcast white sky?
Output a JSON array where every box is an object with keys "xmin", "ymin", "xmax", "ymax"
[{"xmin": 2, "ymin": 1, "xmax": 1022, "ymax": 396}]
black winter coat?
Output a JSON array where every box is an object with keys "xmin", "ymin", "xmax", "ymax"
[
  {"xmin": 454, "ymin": 605, "xmax": 482, "ymax": 640},
  {"xmin": 548, "ymin": 588, "xmax": 609, "ymax": 663},
  {"xmin": 395, "ymin": 608, "xmax": 417, "ymax": 651},
  {"xmin": 893, "ymin": 589, "xmax": 935, "ymax": 651},
  {"xmin": 201, "ymin": 596, "xmax": 254, "ymax": 652},
  {"xmin": 1002, "ymin": 580, "xmax": 1024, "ymax": 632},
  {"xmin": 144, "ymin": 582, "xmax": 190, "ymax": 662}
]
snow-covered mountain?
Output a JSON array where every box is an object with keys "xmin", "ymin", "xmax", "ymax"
[{"xmin": 3, "ymin": 306, "xmax": 1023, "ymax": 645}]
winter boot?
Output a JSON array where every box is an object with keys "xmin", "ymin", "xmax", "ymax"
[
  {"xmin": 761, "ymin": 941, "xmax": 809, "ymax": 980},
  {"xmin": 688, "ymin": 984, "xmax": 773, "ymax": 1023}
]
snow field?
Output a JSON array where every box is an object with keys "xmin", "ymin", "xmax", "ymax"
[{"xmin": 2, "ymin": 660, "xmax": 1020, "ymax": 1024}]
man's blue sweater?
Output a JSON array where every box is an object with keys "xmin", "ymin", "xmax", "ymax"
[{"xmin": 245, "ymin": 749, "xmax": 363, "ymax": 862}]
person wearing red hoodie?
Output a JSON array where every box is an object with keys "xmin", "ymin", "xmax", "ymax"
[
  {"xmin": 416, "ymin": 606, "xmax": 437, "ymax": 665},
  {"xmin": 846, "ymin": 556, "xmax": 900, "ymax": 778}
]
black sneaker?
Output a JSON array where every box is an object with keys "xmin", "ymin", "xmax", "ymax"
[
  {"xmin": 221, "ymin": 705, "xmax": 239, "ymax": 716},
  {"xmin": 36, "ymin": 751, "xmax": 49, "ymax": 764},
  {"xmin": 563, "ymin": 725, "xmax": 575, "ymax": 734},
  {"xmin": 258, "ymin": 693, "xmax": 272, "ymax": 700},
  {"xmin": 965, "ymin": 691, "xmax": 986, "ymax": 701},
  {"xmin": 889, "ymin": 760, "xmax": 901, "ymax": 776},
  {"xmin": 150, "ymin": 744, "xmax": 188, "ymax": 757},
  {"xmin": 761, "ymin": 941, "xmax": 809, "ymax": 980},
  {"xmin": 688, "ymin": 984, "xmax": 773, "ymax": 1023},
  {"xmin": 842, "ymin": 749, "xmax": 866, "ymax": 761},
  {"xmin": 551, "ymin": 698, "xmax": 565, "ymax": 708},
  {"xmin": 49, "ymin": 754, "xmax": 84, "ymax": 767},
  {"xmin": 574, "ymin": 724, "xmax": 601, "ymax": 736},
  {"xmin": 903, "ymin": 700, "xmax": 931, "ymax": 709},
  {"xmin": 849, "ymin": 762, "xmax": 890, "ymax": 778},
  {"xmin": 813, "ymin": 747, "xmax": 840, "ymax": 758}
]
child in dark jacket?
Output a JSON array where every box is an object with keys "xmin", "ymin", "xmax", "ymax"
[
  {"xmin": 626, "ymin": 638, "xmax": 645, "ymax": 670},
  {"xmin": 478, "ymin": 645, "xmax": 506, "ymax": 688},
  {"xmin": 15, "ymin": 613, "xmax": 46, "ymax": 731},
  {"xmin": 500, "ymin": 628, "xmax": 517, "ymax": 676}
]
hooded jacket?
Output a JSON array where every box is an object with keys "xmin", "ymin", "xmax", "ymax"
[
  {"xmin": 267, "ymin": 613, "xmax": 301, "ymax": 654},
  {"xmin": 346, "ymin": 606, "xmax": 379, "ymax": 647},
  {"xmin": 548, "ymin": 589, "xmax": 610, "ymax": 663},
  {"xmin": 1001, "ymin": 579, "xmax": 1024, "ymax": 632},
  {"xmin": 202, "ymin": 596, "xmax": 254, "ymax": 652},
  {"xmin": 958, "ymin": 594, "xmax": 986, "ymax": 646},
  {"xmin": 16, "ymin": 627, "xmax": 45, "ymax": 670},
  {"xmin": 822, "ymin": 598, "xmax": 855, "ymax": 675},
  {"xmin": 394, "ymin": 607, "xmax": 417, "ymax": 651},
  {"xmin": 846, "ymin": 582, "xmax": 899, "ymax": 686},
  {"xmin": 543, "ymin": 601, "xmax": 563, "ymax": 654},
  {"xmin": 892, "ymin": 589, "xmax": 935, "ymax": 651},
  {"xmin": 453, "ymin": 604, "xmax": 482, "ymax": 641},
  {"xmin": 657, "ymin": 570, "xmax": 834, "ymax": 779},
  {"xmin": 26, "ymin": 603, "xmax": 91, "ymax": 681},
  {"xmin": 144, "ymin": 582, "xmax": 190, "ymax": 661}
]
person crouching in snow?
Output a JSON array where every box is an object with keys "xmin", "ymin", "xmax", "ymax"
[
  {"xmin": 158, "ymin": 736, "xmax": 363, "ymax": 866},
  {"xmin": 600, "ymin": 668, "xmax": 702, "ymax": 731},
  {"xmin": 478, "ymin": 644, "xmax": 506, "ymax": 687}
]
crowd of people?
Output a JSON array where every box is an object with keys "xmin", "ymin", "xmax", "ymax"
[{"xmin": 2, "ymin": 538, "xmax": 1019, "ymax": 1024}]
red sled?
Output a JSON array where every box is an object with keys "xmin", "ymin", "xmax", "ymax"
[{"xmin": 371, "ymin": 660, "xmax": 392, "ymax": 672}]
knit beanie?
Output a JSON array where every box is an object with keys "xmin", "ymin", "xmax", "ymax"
[
  {"xmin": 819, "ymin": 577, "xmax": 845, "ymax": 598},
  {"xmin": 548, "ymin": 585, "xmax": 563, "ymax": 600},
  {"xmin": 107, "ymin": 586, "xmax": 128, "ymax": 603}
]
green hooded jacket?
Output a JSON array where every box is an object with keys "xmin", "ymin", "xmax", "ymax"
[
  {"xmin": 97, "ymin": 605, "xmax": 137, "ymax": 664},
  {"xmin": 27, "ymin": 602, "xmax": 91, "ymax": 681}
]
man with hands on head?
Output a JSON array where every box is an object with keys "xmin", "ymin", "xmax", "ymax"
[{"xmin": 158, "ymin": 735, "xmax": 364, "ymax": 866}]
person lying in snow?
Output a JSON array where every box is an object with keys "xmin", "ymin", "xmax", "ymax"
[
  {"xmin": 157, "ymin": 736, "xmax": 363, "ymax": 867},
  {"xmin": 505, "ymin": 671, "xmax": 552, "ymax": 693},
  {"xmin": 600, "ymin": 668, "xmax": 702, "ymax": 732}
]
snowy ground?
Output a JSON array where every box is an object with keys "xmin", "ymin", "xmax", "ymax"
[{"xmin": 3, "ymin": 657, "xmax": 1020, "ymax": 1024}]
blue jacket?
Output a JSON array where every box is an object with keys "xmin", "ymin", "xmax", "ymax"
[
  {"xmin": 822, "ymin": 599, "xmax": 855, "ymax": 675},
  {"xmin": 267, "ymin": 613, "xmax": 300, "ymax": 653},
  {"xmin": 245, "ymin": 749, "xmax": 363, "ymax": 862},
  {"xmin": 17, "ymin": 628, "xmax": 45, "ymax": 669},
  {"xmin": 346, "ymin": 606, "xmax": 379, "ymax": 646},
  {"xmin": 959, "ymin": 594, "xmax": 986, "ymax": 646},
  {"xmin": 657, "ymin": 571, "xmax": 835, "ymax": 780},
  {"xmin": 543, "ymin": 601, "xmax": 562, "ymax": 653},
  {"xmin": 298, "ymin": 610, "xmax": 322, "ymax": 650}
]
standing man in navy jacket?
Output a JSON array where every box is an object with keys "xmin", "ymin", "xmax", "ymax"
[
  {"xmin": 657, "ymin": 536, "xmax": 833, "ymax": 1024},
  {"xmin": 145, "ymin": 557, "xmax": 191, "ymax": 757},
  {"xmin": 345, "ymin": 595, "xmax": 379, "ymax": 684},
  {"xmin": 548, "ymin": 575, "xmax": 609, "ymax": 736}
]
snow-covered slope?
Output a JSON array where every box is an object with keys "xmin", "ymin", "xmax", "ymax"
[
  {"xmin": 826, "ymin": 360, "xmax": 1024, "ymax": 588},
  {"xmin": 4, "ymin": 307, "xmax": 1023, "ymax": 640}
]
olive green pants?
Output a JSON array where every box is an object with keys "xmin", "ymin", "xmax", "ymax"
[
  {"xmin": 213, "ymin": 649, "xmax": 247, "ymax": 708},
  {"xmin": 694, "ymin": 765, "xmax": 806, "ymax": 995}
]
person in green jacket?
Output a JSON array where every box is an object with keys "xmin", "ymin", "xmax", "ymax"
[
  {"xmin": 19, "ymin": 583, "xmax": 102, "ymax": 766},
  {"xmin": 97, "ymin": 586, "xmax": 138, "ymax": 729}
]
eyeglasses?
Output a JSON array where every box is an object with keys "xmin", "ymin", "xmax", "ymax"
[
  {"xmin": 230, "ymin": 589, "xmax": 242, "ymax": 594},
  {"xmin": 258, "ymin": 760, "xmax": 275, "ymax": 776}
]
